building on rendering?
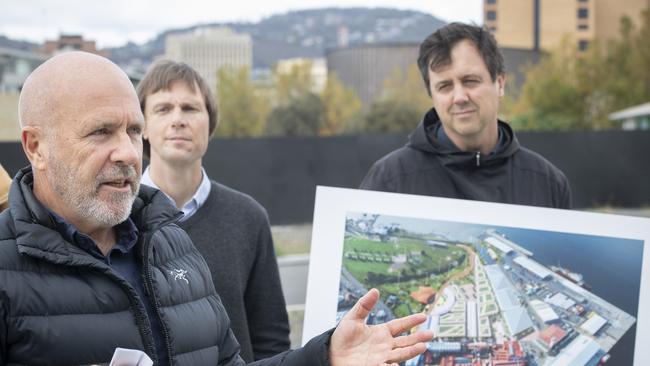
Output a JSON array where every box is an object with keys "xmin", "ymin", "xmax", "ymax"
[
  {"xmin": 580, "ymin": 313, "xmax": 608, "ymax": 336},
  {"xmin": 484, "ymin": 265, "xmax": 535, "ymax": 338},
  {"xmin": 547, "ymin": 334, "xmax": 605, "ymax": 366},
  {"xmin": 485, "ymin": 230, "xmax": 533, "ymax": 256},
  {"xmin": 537, "ymin": 324, "xmax": 568, "ymax": 350},
  {"xmin": 484, "ymin": 0, "xmax": 650, "ymax": 52},
  {"xmin": 513, "ymin": 256, "xmax": 554, "ymax": 280},
  {"xmin": 529, "ymin": 299, "xmax": 560, "ymax": 324},
  {"xmin": 164, "ymin": 27, "xmax": 252, "ymax": 93}
]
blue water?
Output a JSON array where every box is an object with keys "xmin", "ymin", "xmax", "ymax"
[{"xmin": 496, "ymin": 227, "xmax": 643, "ymax": 317}]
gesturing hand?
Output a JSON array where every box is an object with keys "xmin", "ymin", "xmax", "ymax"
[{"xmin": 329, "ymin": 289, "xmax": 433, "ymax": 366}]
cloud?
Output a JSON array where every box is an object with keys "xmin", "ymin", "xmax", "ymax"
[{"xmin": 1, "ymin": 0, "xmax": 482, "ymax": 47}]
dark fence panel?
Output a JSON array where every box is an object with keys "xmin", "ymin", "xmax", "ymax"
[
  {"xmin": 2, "ymin": 130, "xmax": 649, "ymax": 224},
  {"xmin": 0, "ymin": 143, "xmax": 28, "ymax": 177},
  {"xmin": 517, "ymin": 130, "xmax": 650, "ymax": 208}
]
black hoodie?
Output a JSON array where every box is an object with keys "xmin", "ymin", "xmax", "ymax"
[{"xmin": 360, "ymin": 108, "xmax": 572, "ymax": 209}]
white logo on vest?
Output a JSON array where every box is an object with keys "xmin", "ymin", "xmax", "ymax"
[{"xmin": 169, "ymin": 269, "xmax": 189, "ymax": 284}]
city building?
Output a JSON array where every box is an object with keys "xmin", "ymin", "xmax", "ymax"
[
  {"xmin": 164, "ymin": 27, "xmax": 252, "ymax": 93},
  {"xmin": 38, "ymin": 34, "xmax": 109, "ymax": 57},
  {"xmin": 275, "ymin": 57, "xmax": 327, "ymax": 93},
  {"xmin": 326, "ymin": 43, "xmax": 419, "ymax": 108},
  {"xmin": 0, "ymin": 47, "xmax": 48, "ymax": 92},
  {"xmin": 609, "ymin": 101, "xmax": 650, "ymax": 130},
  {"xmin": 484, "ymin": 0, "xmax": 650, "ymax": 51},
  {"xmin": 0, "ymin": 48, "xmax": 48, "ymax": 141}
]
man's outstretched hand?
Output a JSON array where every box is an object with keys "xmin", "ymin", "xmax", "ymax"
[{"xmin": 329, "ymin": 289, "xmax": 433, "ymax": 366}]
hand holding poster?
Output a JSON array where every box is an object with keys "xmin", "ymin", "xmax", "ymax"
[{"xmin": 303, "ymin": 187, "xmax": 650, "ymax": 366}]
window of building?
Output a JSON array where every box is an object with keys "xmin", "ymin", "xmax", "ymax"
[
  {"xmin": 578, "ymin": 39, "xmax": 589, "ymax": 51},
  {"xmin": 578, "ymin": 8, "xmax": 589, "ymax": 19},
  {"xmin": 578, "ymin": 0, "xmax": 588, "ymax": 2},
  {"xmin": 578, "ymin": 24, "xmax": 589, "ymax": 30},
  {"xmin": 487, "ymin": 10, "xmax": 497, "ymax": 21},
  {"xmin": 487, "ymin": 0, "xmax": 496, "ymax": 4}
]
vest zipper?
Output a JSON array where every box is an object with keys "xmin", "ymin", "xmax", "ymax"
[
  {"xmin": 141, "ymin": 214, "xmax": 182, "ymax": 365},
  {"xmin": 476, "ymin": 151, "xmax": 481, "ymax": 166}
]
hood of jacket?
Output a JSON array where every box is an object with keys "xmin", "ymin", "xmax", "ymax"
[
  {"xmin": 407, "ymin": 108, "xmax": 520, "ymax": 167},
  {"xmin": 6, "ymin": 165, "xmax": 180, "ymax": 263}
]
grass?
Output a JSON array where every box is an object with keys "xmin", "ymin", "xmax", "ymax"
[{"xmin": 271, "ymin": 224, "xmax": 312, "ymax": 256}]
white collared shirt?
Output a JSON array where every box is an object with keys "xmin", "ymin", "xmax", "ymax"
[{"xmin": 141, "ymin": 166, "xmax": 211, "ymax": 221}]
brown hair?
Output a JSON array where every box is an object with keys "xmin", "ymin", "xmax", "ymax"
[
  {"xmin": 418, "ymin": 23, "xmax": 504, "ymax": 96},
  {"xmin": 136, "ymin": 59, "xmax": 218, "ymax": 157}
]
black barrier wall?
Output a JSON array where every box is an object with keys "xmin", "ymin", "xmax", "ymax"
[{"xmin": 1, "ymin": 130, "xmax": 649, "ymax": 224}]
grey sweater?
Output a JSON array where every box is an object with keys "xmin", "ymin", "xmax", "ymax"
[{"xmin": 179, "ymin": 181, "xmax": 290, "ymax": 362}]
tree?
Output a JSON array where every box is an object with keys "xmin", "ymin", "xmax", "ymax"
[
  {"xmin": 351, "ymin": 64, "xmax": 430, "ymax": 134},
  {"xmin": 264, "ymin": 93, "xmax": 325, "ymax": 136},
  {"xmin": 505, "ymin": 38, "xmax": 587, "ymax": 131},
  {"xmin": 357, "ymin": 99, "xmax": 421, "ymax": 134},
  {"xmin": 506, "ymin": 9, "xmax": 650, "ymax": 131},
  {"xmin": 320, "ymin": 72, "xmax": 362, "ymax": 136},
  {"xmin": 273, "ymin": 61, "xmax": 314, "ymax": 105},
  {"xmin": 381, "ymin": 64, "xmax": 432, "ymax": 116},
  {"xmin": 216, "ymin": 66, "xmax": 269, "ymax": 137}
]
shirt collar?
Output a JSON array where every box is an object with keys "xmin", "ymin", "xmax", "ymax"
[
  {"xmin": 433, "ymin": 122, "xmax": 504, "ymax": 155},
  {"xmin": 48, "ymin": 210, "xmax": 139, "ymax": 259},
  {"xmin": 141, "ymin": 166, "xmax": 211, "ymax": 221}
]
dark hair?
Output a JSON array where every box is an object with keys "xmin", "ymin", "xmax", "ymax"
[
  {"xmin": 136, "ymin": 59, "xmax": 217, "ymax": 158},
  {"xmin": 417, "ymin": 23, "xmax": 504, "ymax": 96}
]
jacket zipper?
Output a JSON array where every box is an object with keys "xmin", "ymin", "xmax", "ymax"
[
  {"xmin": 26, "ymin": 249, "xmax": 159, "ymax": 360},
  {"xmin": 141, "ymin": 214, "xmax": 182, "ymax": 365},
  {"xmin": 475, "ymin": 151, "xmax": 481, "ymax": 166}
]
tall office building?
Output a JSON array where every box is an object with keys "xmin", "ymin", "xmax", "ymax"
[
  {"xmin": 164, "ymin": 27, "xmax": 252, "ymax": 92},
  {"xmin": 484, "ymin": 0, "xmax": 649, "ymax": 51},
  {"xmin": 326, "ymin": 43, "xmax": 419, "ymax": 108}
]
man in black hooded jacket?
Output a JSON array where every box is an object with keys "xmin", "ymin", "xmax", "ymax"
[{"xmin": 361, "ymin": 23, "xmax": 571, "ymax": 209}]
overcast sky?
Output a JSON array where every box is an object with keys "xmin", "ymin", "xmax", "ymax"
[{"xmin": 1, "ymin": 0, "xmax": 483, "ymax": 48}]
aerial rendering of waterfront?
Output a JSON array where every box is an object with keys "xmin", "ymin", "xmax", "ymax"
[{"xmin": 337, "ymin": 213, "xmax": 643, "ymax": 366}]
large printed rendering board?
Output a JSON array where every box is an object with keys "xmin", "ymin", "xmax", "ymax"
[{"xmin": 303, "ymin": 186, "xmax": 650, "ymax": 366}]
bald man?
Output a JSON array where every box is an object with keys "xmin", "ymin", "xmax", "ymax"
[{"xmin": 0, "ymin": 51, "xmax": 432, "ymax": 365}]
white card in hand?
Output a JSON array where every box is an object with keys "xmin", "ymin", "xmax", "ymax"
[{"xmin": 109, "ymin": 348, "xmax": 153, "ymax": 366}]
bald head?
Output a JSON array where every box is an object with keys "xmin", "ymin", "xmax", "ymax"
[{"xmin": 19, "ymin": 51, "xmax": 137, "ymax": 131}]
